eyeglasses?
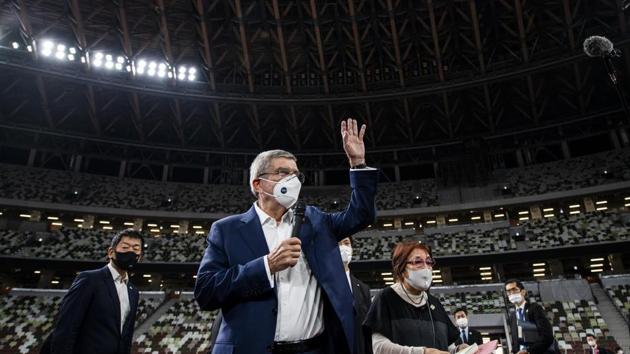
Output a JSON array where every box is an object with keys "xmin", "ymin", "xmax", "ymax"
[
  {"xmin": 505, "ymin": 287, "xmax": 522, "ymax": 294},
  {"xmin": 406, "ymin": 257, "xmax": 435, "ymax": 268},
  {"xmin": 258, "ymin": 168, "xmax": 305, "ymax": 183}
]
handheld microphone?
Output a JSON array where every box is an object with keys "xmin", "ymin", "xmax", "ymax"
[{"xmin": 290, "ymin": 201, "xmax": 305, "ymax": 238}]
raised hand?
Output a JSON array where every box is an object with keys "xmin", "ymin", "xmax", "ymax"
[{"xmin": 340, "ymin": 118, "xmax": 366, "ymax": 167}]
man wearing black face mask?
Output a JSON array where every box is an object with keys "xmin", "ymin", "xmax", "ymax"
[{"xmin": 46, "ymin": 229, "xmax": 143, "ymax": 354}]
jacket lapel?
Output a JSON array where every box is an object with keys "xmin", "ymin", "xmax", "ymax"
[
  {"xmin": 102, "ymin": 266, "xmax": 122, "ymax": 333},
  {"xmin": 239, "ymin": 206, "xmax": 270, "ymax": 259},
  {"xmin": 123, "ymin": 283, "xmax": 138, "ymax": 333},
  {"xmin": 297, "ymin": 209, "xmax": 319, "ymax": 275}
]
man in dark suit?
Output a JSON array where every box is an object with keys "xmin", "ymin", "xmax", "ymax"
[
  {"xmin": 195, "ymin": 118, "xmax": 378, "ymax": 354},
  {"xmin": 505, "ymin": 279, "xmax": 556, "ymax": 354},
  {"xmin": 47, "ymin": 229, "xmax": 143, "ymax": 354},
  {"xmin": 338, "ymin": 237, "xmax": 372, "ymax": 354},
  {"xmin": 453, "ymin": 307, "xmax": 483, "ymax": 346},
  {"xmin": 586, "ymin": 334, "xmax": 612, "ymax": 354}
]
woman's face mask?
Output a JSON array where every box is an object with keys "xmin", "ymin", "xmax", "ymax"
[
  {"xmin": 260, "ymin": 174, "xmax": 302, "ymax": 208},
  {"xmin": 406, "ymin": 268, "xmax": 432, "ymax": 291}
]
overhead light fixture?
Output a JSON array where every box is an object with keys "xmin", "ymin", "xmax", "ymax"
[
  {"xmin": 595, "ymin": 201, "xmax": 607, "ymax": 205},
  {"xmin": 11, "ymin": 42, "xmax": 19, "ymax": 49},
  {"xmin": 569, "ymin": 204, "xmax": 580, "ymax": 209},
  {"xmin": 471, "ymin": 216, "xmax": 481, "ymax": 220},
  {"xmin": 19, "ymin": 214, "xmax": 31, "ymax": 218},
  {"xmin": 124, "ymin": 222, "xmax": 134, "ymax": 226},
  {"xmin": 47, "ymin": 216, "xmax": 59, "ymax": 220}
]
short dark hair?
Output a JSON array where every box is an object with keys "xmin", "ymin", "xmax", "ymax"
[
  {"xmin": 110, "ymin": 229, "xmax": 144, "ymax": 254},
  {"xmin": 586, "ymin": 334, "xmax": 596, "ymax": 339},
  {"xmin": 504, "ymin": 279, "xmax": 525, "ymax": 291},
  {"xmin": 453, "ymin": 307, "xmax": 468, "ymax": 317}
]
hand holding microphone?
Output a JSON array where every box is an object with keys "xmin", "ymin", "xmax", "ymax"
[{"xmin": 267, "ymin": 202, "xmax": 305, "ymax": 274}]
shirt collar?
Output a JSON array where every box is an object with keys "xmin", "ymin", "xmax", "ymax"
[
  {"xmin": 516, "ymin": 301, "xmax": 527, "ymax": 311},
  {"xmin": 107, "ymin": 262, "xmax": 128, "ymax": 285},
  {"xmin": 253, "ymin": 202, "xmax": 293, "ymax": 226}
]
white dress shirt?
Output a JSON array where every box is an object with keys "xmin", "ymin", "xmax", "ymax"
[
  {"xmin": 107, "ymin": 262, "xmax": 130, "ymax": 333},
  {"xmin": 345, "ymin": 270, "xmax": 353, "ymax": 293},
  {"xmin": 255, "ymin": 203, "xmax": 324, "ymax": 342}
]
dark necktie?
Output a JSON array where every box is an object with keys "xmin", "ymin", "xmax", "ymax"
[{"xmin": 461, "ymin": 329, "xmax": 467, "ymax": 343}]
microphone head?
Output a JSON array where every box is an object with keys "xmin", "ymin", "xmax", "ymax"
[
  {"xmin": 293, "ymin": 201, "xmax": 306, "ymax": 217},
  {"xmin": 583, "ymin": 35, "xmax": 614, "ymax": 57}
]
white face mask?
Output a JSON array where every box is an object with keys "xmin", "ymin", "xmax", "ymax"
[
  {"xmin": 508, "ymin": 293, "xmax": 523, "ymax": 305},
  {"xmin": 456, "ymin": 318, "xmax": 468, "ymax": 328},
  {"xmin": 260, "ymin": 174, "xmax": 302, "ymax": 208},
  {"xmin": 587, "ymin": 341, "xmax": 596, "ymax": 348},
  {"xmin": 339, "ymin": 245, "xmax": 353, "ymax": 264},
  {"xmin": 406, "ymin": 268, "xmax": 432, "ymax": 291}
]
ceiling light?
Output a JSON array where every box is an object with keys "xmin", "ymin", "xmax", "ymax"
[{"xmin": 11, "ymin": 42, "xmax": 19, "ymax": 49}]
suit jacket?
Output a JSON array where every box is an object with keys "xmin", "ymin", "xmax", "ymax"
[
  {"xmin": 350, "ymin": 274, "xmax": 372, "ymax": 354},
  {"xmin": 454, "ymin": 327, "xmax": 483, "ymax": 346},
  {"xmin": 194, "ymin": 170, "xmax": 378, "ymax": 354},
  {"xmin": 508, "ymin": 302, "xmax": 555, "ymax": 354},
  {"xmin": 46, "ymin": 266, "xmax": 139, "ymax": 354},
  {"xmin": 590, "ymin": 346, "xmax": 613, "ymax": 354}
]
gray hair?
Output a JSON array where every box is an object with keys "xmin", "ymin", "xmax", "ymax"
[{"xmin": 249, "ymin": 149, "xmax": 297, "ymax": 196}]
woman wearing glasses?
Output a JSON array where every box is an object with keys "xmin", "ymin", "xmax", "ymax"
[{"xmin": 364, "ymin": 240, "xmax": 460, "ymax": 354}]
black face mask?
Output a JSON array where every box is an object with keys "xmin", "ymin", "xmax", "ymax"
[{"xmin": 112, "ymin": 251, "xmax": 140, "ymax": 271}]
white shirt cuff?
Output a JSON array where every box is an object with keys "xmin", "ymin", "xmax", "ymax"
[
  {"xmin": 349, "ymin": 167, "xmax": 377, "ymax": 171},
  {"xmin": 263, "ymin": 255, "xmax": 275, "ymax": 288}
]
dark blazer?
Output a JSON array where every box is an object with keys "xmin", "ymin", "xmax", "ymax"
[
  {"xmin": 47, "ymin": 265, "xmax": 139, "ymax": 354},
  {"xmin": 194, "ymin": 170, "xmax": 378, "ymax": 354},
  {"xmin": 454, "ymin": 327, "xmax": 483, "ymax": 346},
  {"xmin": 350, "ymin": 274, "xmax": 372, "ymax": 354},
  {"xmin": 590, "ymin": 346, "xmax": 613, "ymax": 354},
  {"xmin": 508, "ymin": 302, "xmax": 555, "ymax": 354}
]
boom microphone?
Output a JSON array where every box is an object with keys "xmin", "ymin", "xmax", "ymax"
[
  {"xmin": 291, "ymin": 201, "xmax": 305, "ymax": 238},
  {"xmin": 583, "ymin": 35, "xmax": 630, "ymax": 123},
  {"xmin": 583, "ymin": 35, "xmax": 615, "ymax": 58}
]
